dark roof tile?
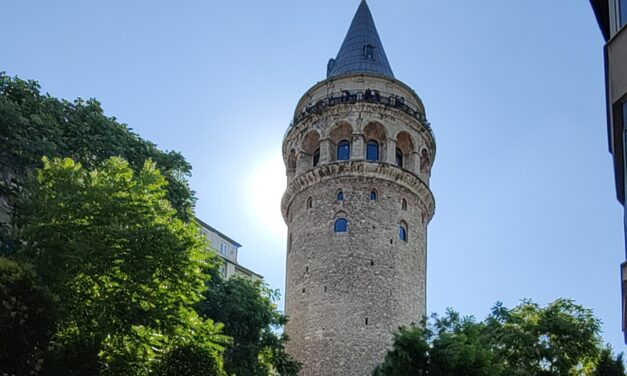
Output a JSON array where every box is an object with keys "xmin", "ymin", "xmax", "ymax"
[{"xmin": 327, "ymin": 0, "xmax": 394, "ymax": 79}]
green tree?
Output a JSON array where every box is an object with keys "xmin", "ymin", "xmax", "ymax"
[
  {"xmin": 0, "ymin": 73, "xmax": 195, "ymax": 255},
  {"xmin": 16, "ymin": 157, "xmax": 226, "ymax": 375},
  {"xmin": 199, "ymin": 275, "xmax": 301, "ymax": 376},
  {"xmin": 154, "ymin": 344, "xmax": 227, "ymax": 376},
  {"xmin": 374, "ymin": 299, "xmax": 624, "ymax": 376},
  {"xmin": 484, "ymin": 299, "xmax": 601, "ymax": 375},
  {"xmin": 374, "ymin": 312, "xmax": 499, "ymax": 376},
  {"xmin": 594, "ymin": 347, "xmax": 626, "ymax": 376},
  {"xmin": 373, "ymin": 325, "xmax": 430, "ymax": 376},
  {"xmin": 429, "ymin": 311, "xmax": 501, "ymax": 376},
  {"xmin": 0, "ymin": 257, "xmax": 51, "ymax": 375}
]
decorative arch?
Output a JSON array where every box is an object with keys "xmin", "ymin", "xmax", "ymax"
[
  {"xmin": 363, "ymin": 122, "xmax": 387, "ymax": 139},
  {"xmin": 302, "ymin": 130, "xmax": 321, "ymax": 155},
  {"xmin": 334, "ymin": 210, "xmax": 348, "ymax": 219},
  {"xmin": 329, "ymin": 123, "xmax": 353, "ymax": 162},
  {"xmin": 301, "ymin": 130, "xmax": 321, "ymax": 168},
  {"xmin": 364, "ymin": 122, "xmax": 387, "ymax": 162},
  {"xmin": 396, "ymin": 131, "xmax": 415, "ymax": 170}
]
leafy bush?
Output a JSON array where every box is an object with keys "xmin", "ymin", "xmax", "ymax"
[{"xmin": 155, "ymin": 344, "xmax": 227, "ymax": 376}]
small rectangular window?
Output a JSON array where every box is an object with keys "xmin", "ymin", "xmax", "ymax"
[
  {"xmin": 621, "ymin": 0, "xmax": 627, "ymax": 28},
  {"xmin": 363, "ymin": 45, "xmax": 375, "ymax": 61},
  {"xmin": 219, "ymin": 242, "xmax": 228, "ymax": 256}
]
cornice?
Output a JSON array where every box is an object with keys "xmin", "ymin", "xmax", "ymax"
[{"xmin": 281, "ymin": 161, "xmax": 435, "ymax": 223}]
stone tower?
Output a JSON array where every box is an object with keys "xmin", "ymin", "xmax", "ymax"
[{"xmin": 281, "ymin": 2, "xmax": 435, "ymax": 375}]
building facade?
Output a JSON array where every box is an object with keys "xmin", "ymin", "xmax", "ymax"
[
  {"xmin": 196, "ymin": 218, "xmax": 262, "ymax": 281},
  {"xmin": 281, "ymin": 2, "xmax": 436, "ymax": 374},
  {"xmin": 590, "ymin": 0, "xmax": 627, "ymax": 342}
]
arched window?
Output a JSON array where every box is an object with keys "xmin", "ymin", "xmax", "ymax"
[
  {"xmin": 402, "ymin": 198, "xmax": 407, "ymax": 211},
  {"xmin": 334, "ymin": 218, "xmax": 348, "ymax": 233},
  {"xmin": 370, "ymin": 190, "xmax": 377, "ymax": 201},
  {"xmin": 337, "ymin": 140, "xmax": 351, "ymax": 161},
  {"xmin": 366, "ymin": 140, "xmax": 379, "ymax": 161},
  {"xmin": 337, "ymin": 191, "xmax": 344, "ymax": 201},
  {"xmin": 395, "ymin": 148, "xmax": 403, "ymax": 168},
  {"xmin": 307, "ymin": 197, "xmax": 313, "ymax": 209},
  {"xmin": 399, "ymin": 222, "xmax": 408, "ymax": 242},
  {"xmin": 313, "ymin": 148, "xmax": 320, "ymax": 167}
]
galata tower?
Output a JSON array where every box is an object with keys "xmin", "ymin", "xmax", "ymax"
[{"xmin": 281, "ymin": 1, "xmax": 435, "ymax": 375}]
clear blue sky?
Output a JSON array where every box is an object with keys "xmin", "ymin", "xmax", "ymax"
[{"xmin": 2, "ymin": 0, "xmax": 624, "ymax": 350}]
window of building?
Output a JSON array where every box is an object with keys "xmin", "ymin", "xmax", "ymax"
[
  {"xmin": 337, "ymin": 140, "xmax": 351, "ymax": 160},
  {"xmin": 621, "ymin": 0, "xmax": 627, "ymax": 28},
  {"xmin": 220, "ymin": 263, "xmax": 227, "ymax": 276},
  {"xmin": 334, "ymin": 218, "xmax": 348, "ymax": 233},
  {"xmin": 623, "ymin": 100, "xmax": 627, "ymax": 127},
  {"xmin": 366, "ymin": 140, "xmax": 379, "ymax": 161},
  {"xmin": 337, "ymin": 191, "xmax": 344, "ymax": 201},
  {"xmin": 395, "ymin": 148, "xmax": 403, "ymax": 168},
  {"xmin": 370, "ymin": 190, "xmax": 377, "ymax": 201},
  {"xmin": 219, "ymin": 242, "xmax": 228, "ymax": 256},
  {"xmin": 402, "ymin": 198, "xmax": 407, "ymax": 211},
  {"xmin": 313, "ymin": 148, "xmax": 320, "ymax": 167},
  {"xmin": 364, "ymin": 45, "xmax": 375, "ymax": 61},
  {"xmin": 307, "ymin": 196, "xmax": 313, "ymax": 209},
  {"xmin": 399, "ymin": 222, "xmax": 408, "ymax": 242}
]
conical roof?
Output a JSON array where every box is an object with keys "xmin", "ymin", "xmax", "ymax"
[{"xmin": 327, "ymin": 0, "xmax": 394, "ymax": 79}]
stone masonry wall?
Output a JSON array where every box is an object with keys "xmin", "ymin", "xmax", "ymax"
[
  {"xmin": 283, "ymin": 74, "xmax": 435, "ymax": 376},
  {"xmin": 285, "ymin": 175, "xmax": 427, "ymax": 375}
]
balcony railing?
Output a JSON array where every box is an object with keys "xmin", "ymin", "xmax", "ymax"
[{"xmin": 284, "ymin": 89, "xmax": 434, "ymax": 141}]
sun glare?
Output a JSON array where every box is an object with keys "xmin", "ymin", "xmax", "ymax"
[{"xmin": 247, "ymin": 153, "xmax": 287, "ymax": 238}]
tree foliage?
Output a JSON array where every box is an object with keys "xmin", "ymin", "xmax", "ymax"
[
  {"xmin": 594, "ymin": 347, "xmax": 626, "ymax": 376},
  {"xmin": 0, "ymin": 74, "xmax": 300, "ymax": 375},
  {"xmin": 0, "ymin": 257, "xmax": 51, "ymax": 376},
  {"xmin": 374, "ymin": 299, "xmax": 624, "ymax": 376},
  {"xmin": 154, "ymin": 344, "xmax": 227, "ymax": 376},
  {"xmin": 199, "ymin": 275, "xmax": 301, "ymax": 376},
  {"xmin": 484, "ymin": 299, "xmax": 601, "ymax": 376},
  {"xmin": 0, "ymin": 72, "xmax": 195, "ymax": 256},
  {"xmin": 14, "ymin": 157, "xmax": 226, "ymax": 375},
  {"xmin": 374, "ymin": 313, "xmax": 499, "ymax": 376}
]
